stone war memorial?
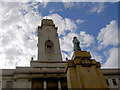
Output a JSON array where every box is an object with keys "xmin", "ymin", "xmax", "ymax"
[
  {"xmin": 66, "ymin": 36, "xmax": 108, "ymax": 88},
  {"xmin": 0, "ymin": 19, "xmax": 120, "ymax": 89}
]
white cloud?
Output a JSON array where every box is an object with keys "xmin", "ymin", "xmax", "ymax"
[
  {"xmin": 61, "ymin": 52, "xmax": 71, "ymax": 61},
  {"xmin": 102, "ymin": 48, "xmax": 119, "ymax": 68},
  {"xmin": 60, "ymin": 33, "xmax": 78, "ymax": 61},
  {"xmin": 60, "ymin": 32, "xmax": 78, "ymax": 54},
  {"xmin": 87, "ymin": 49, "xmax": 103, "ymax": 63},
  {"xmin": 76, "ymin": 19, "xmax": 85, "ymax": 24},
  {"xmin": 79, "ymin": 31, "xmax": 95, "ymax": 48},
  {"xmin": 49, "ymin": 9, "xmax": 55, "ymax": 13},
  {"xmin": 63, "ymin": 2, "xmax": 74, "ymax": 8},
  {"xmin": 0, "ymin": 2, "xmax": 41, "ymax": 69},
  {"xmin": 89, "ymin": 3, "xmax": 105, "ymax": 14},
  {"xmin": 97, "ymin": 20, "xmax": 118, "ymax": 49},
  {"xmin": 40, "ymin": 1, "xmax": 50, "ymax": 8}
]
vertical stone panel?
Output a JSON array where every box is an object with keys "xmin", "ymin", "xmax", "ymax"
[{"xmin": 67, "ymin": 67, "xmax": 80, "ymax": 88}]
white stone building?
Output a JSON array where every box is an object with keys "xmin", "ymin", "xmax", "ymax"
[{"xmin": 0, "ymin": 19, "xmax": 120, "ymax": 89}]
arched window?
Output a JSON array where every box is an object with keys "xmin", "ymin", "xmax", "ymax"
[
  {"xmin": 45, "ymin": 40, "xmax": 54, "ymax": 54},
  {"xmin": 112, "ymin": 79, "xmax": 117, "ymax": 85}
]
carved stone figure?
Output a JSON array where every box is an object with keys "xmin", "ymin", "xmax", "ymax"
[{"xmin": 73, "ymin": 36, "xmax": 81, "ymax": 51}]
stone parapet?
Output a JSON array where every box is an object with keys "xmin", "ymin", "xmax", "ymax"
[{"xmin": 30, "ymin": 61, "xmax": 66, "ymax": 68}]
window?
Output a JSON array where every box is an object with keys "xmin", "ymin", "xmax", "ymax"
[
  {"xmin": 45, "ymin": 40, "xmax": 54, "ymax": 54},
  {"xmin": 112, "ymin": 79, "xmax": 117, "ymax": 85},
  {"xmin": 47, "ymin": 78, "xmax": 58, "ymax": 89},
  {"xmin": 106, "ymin": 79, "xmax": 109, "ymax": 86},
  {"xmin": 61, "ymin": 77, "xmax": 68, "ymax": 89},
  {"xmin": 47, "ymin": 45, "xmax": 52, "ymax": 54},
  {"xmin": 6, "ymin": 81, "xmax": 12, "ymax": 88},
  {"xmin": 32, "ymin": 78, "xmax": 43, "ymax": 89}
]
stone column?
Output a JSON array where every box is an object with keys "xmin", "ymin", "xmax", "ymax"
[
  {"xmin": 58, "ymin": 80, "xmax": 61, "ymax": 89},
  {"xmin": 43, "ymin": 79, "xmax": 47, "ymax": 89}
]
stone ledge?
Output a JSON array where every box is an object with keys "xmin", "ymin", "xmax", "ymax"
[
  {"xmin": 72, "ymin": 51, "xmax": 91, "ymax": 60},
  {"xmin": 30, "ymin": 61, "xmax": 66, "ymax": 68},
  {"xmin": 14, "ymin": 67, "xmax": 66, "ymax": 74}
]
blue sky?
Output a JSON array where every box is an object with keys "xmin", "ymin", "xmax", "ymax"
[{"xmin": 0, "ymin": 1, "xmax": 119, "ymax": 69}]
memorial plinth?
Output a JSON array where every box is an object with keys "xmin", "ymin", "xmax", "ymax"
[{"xmin": 66, "ymin": 51, "xmax": 108, "ymax": 88}]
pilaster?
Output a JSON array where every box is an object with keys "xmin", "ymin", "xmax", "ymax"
[{"xmin": 65, "ymin": 60, "xmax": 79, "ymax": 88}]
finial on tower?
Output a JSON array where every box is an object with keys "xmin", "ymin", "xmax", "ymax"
[{"xmin": 66, "ymin": 57, "xmax": 68, "ymax": 61}]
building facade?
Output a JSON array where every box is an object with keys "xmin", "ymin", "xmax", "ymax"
[{"xmin": 0, "ymin": 19, "xmax": 120, "ymax": 89}]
